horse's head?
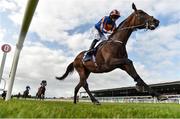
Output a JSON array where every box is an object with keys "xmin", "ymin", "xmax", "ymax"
[
  {"xmin": 26, "ymin": 85, "xmax": 30, "ymax": 90},
  {"xmin": 131, "ymin": 3, "xmax": 159, "ymax": 30}
]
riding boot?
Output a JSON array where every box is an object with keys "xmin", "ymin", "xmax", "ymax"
[
  {"xmin": 89, "ymin": 39, "xmax": 99, "ymax": 51},
  {"xmin": 83, "ymin": 39, "xmax": 99, "ymax": 62}
]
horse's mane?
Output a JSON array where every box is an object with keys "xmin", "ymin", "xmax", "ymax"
[{"xmin": 117, "ymin": 19, "xmax": 127, "ymax": 29}]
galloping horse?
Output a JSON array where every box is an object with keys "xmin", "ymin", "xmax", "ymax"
[
  {"xmin": 1, "ymin": 91, "xmax": 7, "ymax": 100},
  {"xmin": 36, "ymin": 80, "xmax": 47, "ymax": 100},
  {"xmin": 23, "ymin": 86, "xmax": 30, "ymax": 99},
  {"xmin": 36, "ymin": 86, "xmax": 46, "ymax": 99},
  {"xmin": 56, "ymin": 3, "xmax": 167, "ymax": 104}
]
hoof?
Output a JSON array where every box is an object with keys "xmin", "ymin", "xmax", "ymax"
[
  {"xmin": 135, "ymin": 83, "xmax": 145, "ymax": 92},
  {"xmin": 157, "ymin": 95, "xmax": 168, "ymax": 101},
  {"xmin": 93, "ymin": 101, "xmax": 101, "ymax": 105}
]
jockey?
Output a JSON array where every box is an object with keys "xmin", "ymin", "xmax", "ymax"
[{"xmin": 83, "ymin": 9, "xmax": 121, "ymax": 61}]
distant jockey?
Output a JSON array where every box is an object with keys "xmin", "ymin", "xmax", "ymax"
[{"xmin": 83, "ymin": 9, "xmax": 121, "ymax": 61}]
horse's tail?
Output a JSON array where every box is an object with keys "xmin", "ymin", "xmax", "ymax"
[{"xmin": 56, "ymin": 62, "xmax": 74, "ymax": 80}]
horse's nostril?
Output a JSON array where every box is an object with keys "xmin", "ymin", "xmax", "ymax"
[
  {"xmin": 153, "ymin": 19, "xmax": 159, "ymax": 26},
  {"xmin": 155, "ymin": 20, "xmax": 159, "ymax": 25},
  {"xmin": 157, "ymin": 20, "xmax": 160, "ymax": 24}
]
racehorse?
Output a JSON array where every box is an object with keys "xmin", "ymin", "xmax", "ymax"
[
  {"xmin": 36, "ymin": 85, "xmax": 46, "ymax": 100},
  {"xmin": 23, "ymin": 86, "xmax": 30, "ymax": 99},
  {"xmin": 1, "ymin": 91, "xmax": 7, "ymax": 100},
  {"xmin": 56, "ymin": 3, "xmax": 167, "ymax": 104}
]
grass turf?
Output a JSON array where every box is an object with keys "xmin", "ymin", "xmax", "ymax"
[{"xmin": 0, "ymin": 99, "xmax": 180, "ymax": 118}]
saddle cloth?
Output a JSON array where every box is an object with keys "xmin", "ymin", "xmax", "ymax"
[{"xmin": 83, "ymin": 41, "xmax": 106, "ymax": 62}]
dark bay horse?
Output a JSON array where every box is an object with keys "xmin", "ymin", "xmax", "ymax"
[
  {"xmin": 23, "ymin": 90, "xmax": 29, "ymax": 99},
  {"xmin": 36, "ymin": 86, "xmax": 46, "ymax": 100},
  {"xmin": 56, "ymin": 3, "xmax": 167, "ymax": 104},
  {"xmin": 23, "ymin": 86, "xmax": 30, "ymax": 99},
  {"xmin": 1, "ymin": 91, "xmax": 7, "ymax": 100}
]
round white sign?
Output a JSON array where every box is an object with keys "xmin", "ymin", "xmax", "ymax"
[{"xmin": 1, "ymin": 44, "xmax": 11, "ymax": 53}]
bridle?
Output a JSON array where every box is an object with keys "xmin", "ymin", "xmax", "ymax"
[
  {"xmin": 112, "ymin": 11, "xmax": 152, "ymax": 44},
  {"xmin": 117, "ymin": 11, "xmax": 151, "ymax": 31}
]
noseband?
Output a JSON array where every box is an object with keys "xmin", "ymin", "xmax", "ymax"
[{"xmin": 135, "ymin": 12, "xmax": 152, "ymax": 30}]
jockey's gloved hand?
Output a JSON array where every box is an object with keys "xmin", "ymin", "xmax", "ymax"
[
  {"xmin": 104, "ymin": 34, "xmax": 110, "ymax": 39},
  {"xmin": 102, "ymin": 28, "xmax": 112, "ymax": 34},
  {"xmin": 102, "ymin": 28, "xmax": 113, "ymax": 34},
  {"xmin": 107, "ymin": 31, "xmax": 113, "ymax": 34}
]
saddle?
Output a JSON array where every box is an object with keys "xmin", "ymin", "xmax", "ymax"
[{"xmin": 83, "ymin": 41, "xmax": 106, "ymax": 62}]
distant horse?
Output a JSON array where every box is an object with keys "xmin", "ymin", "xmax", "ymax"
[
  {"xmin": 23, "ymin": 86, "xmax": 30, "ymax": 99},
  {"xmin": 1, "ymin": 91, "xmax": 7, "ymax": 100},
  {"xmin": 56, "ymin": 3, "xmax": 167, "ymax": 104},
  {"xmin": 36, "ymin": 86, "xmax": 46, "ymax": 100},
  {"xmin": 17, "ymin": 92, "xmax": 21, "ymax": 99}
]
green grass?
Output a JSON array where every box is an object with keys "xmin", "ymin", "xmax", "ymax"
[{"xmin": 0, "ymin": 99, "xmax": 180, "ymax": 118}]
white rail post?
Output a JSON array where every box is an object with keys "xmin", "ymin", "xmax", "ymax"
[{"xmin": 5, "ymin": 0, "xmax": 39, "ymax": 101}]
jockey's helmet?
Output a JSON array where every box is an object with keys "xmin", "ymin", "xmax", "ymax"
[{"xmin": 109, "ymin": 9, "xmax": 120, "ymax": 19}]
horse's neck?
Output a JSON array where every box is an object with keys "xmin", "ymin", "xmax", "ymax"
[
  {"xmin": 39, "ymin": 86, "xmax": 45, "ymax": 91},
  {"xmin": 111, "ymin": 16, "xmax": 134, "ymax": 45}
]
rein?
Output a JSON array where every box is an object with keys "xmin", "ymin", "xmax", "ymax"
[
  {"xmin": 108, "ymin": 23, "xmax": 147, "ymax": 44},
  {"xmin": 117, "ymin": 22, "xmax": 148, "ymax": 31},
  {"xmin": 116, "ymin": 11, "xmax": 150, "ymax": 31}
]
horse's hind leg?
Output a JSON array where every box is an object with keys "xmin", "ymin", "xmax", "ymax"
[
  {"xmin": 83, "ymin": 81, "xmax": 100, "ymax": 105},
  {"xmin": 75, "ymin": 71, "xmax": 100, "ymax": 104},
  {"xmin": 74, "ymin": 68, "xmax": 90, "ymax": 104},
  {"xmin": 74, "ymin": 82, "xmax": 83, "ymax": 104},
  {"xmin": 120, "ymin": 60, "xmax": 165, "ymax": 100}
]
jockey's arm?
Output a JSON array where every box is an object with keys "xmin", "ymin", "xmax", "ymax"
[
  {"xmin": 104, "ymin": 24, "xmax": 116, "ymax": 34},
  {"xmin": 100, "ymin": 16, "xmax": 112, "ymax": 34},
  {"xmin": 100, "ymin": 17, "xmax": 106, "ymax": 33},
  {"xmin": 100, "ymin": 17, "xmax": 116, "ymax": 34}
]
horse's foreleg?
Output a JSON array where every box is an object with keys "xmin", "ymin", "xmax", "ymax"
[
  {"xmin": 120, "ymin": 60, "xmax": 161, "ymax": 98},
  {"xmin": 83, "ymin": 82, "xmax": 100, "ymax": 105}
]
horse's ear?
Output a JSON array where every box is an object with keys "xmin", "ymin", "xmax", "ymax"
[{"xmin": 132, "ymin": 3, "xmax": 137, "ymax": 11}]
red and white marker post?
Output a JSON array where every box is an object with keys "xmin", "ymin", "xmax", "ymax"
[{"xmin": 0, "ymin": 44, "xmax": 11, "ymax": 84}]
